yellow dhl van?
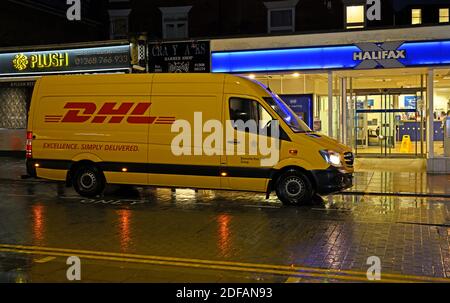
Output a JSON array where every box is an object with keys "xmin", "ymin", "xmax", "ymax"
[{"xmin": 26, "ymin": 73, "xmax": 353, "ymax": 205}]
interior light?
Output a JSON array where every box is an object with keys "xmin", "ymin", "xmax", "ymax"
[
  {"xmin": 122, "ymin": 168, "xmax": 128, "ymax": 172},
  {"xmin": 292, "ymin": 72, "xmax": 300, "ymax": 78},
  {"xmin": 248, "ymin": 74, "xmax": 256, "ymax": 79}
]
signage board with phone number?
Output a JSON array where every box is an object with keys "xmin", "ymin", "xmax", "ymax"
[{"xmin": 0, "ymin": 45, "xmax": 131, "ymax": 76}]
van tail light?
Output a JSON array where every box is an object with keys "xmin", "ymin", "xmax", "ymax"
[{"xmin": 26, "ymin": 131, "xmax": 33, "ymax": 159}]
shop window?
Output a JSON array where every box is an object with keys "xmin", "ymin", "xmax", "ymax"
[
  {"xmin": 264, "ymin": 0, "xmax": 299, "ymax": 33},
  {"xmin": 433, "ymin": 69, "xmax": 450, "ymax": 157},
  {"xmin": 159, "ymin": 6, "xmax": 191, "ymax": 39},
  {"xmin": 411, "ymin": 9, "xmax": 422, "ymax": 25},
  {"xmin": 108, "ymin": 9, "xmax": 131, "ymax": 39},
  {"xmin": 345, "ymin": 5, "xmax": 365, "ymax": 29},
  {"xmin": 0, "ymin": 87, "xmax": 30, "ymax": 129},
  {"xmin": 439, "ymin": 8, "xmax": 449, "ymax": 23}
]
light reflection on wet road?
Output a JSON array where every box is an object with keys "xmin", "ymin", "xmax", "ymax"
[{"xmin": 0, "ymin": 179, "xmax": 449, "ymax": 283}]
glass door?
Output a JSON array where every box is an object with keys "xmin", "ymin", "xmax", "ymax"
[{"xmin": 354, "ymin": 88, "xmax": 426, "ymax": 157}]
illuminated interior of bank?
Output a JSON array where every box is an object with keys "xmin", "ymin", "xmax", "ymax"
[{"xmin": 245, "ymin": 67, "xmax": 450, "ymax": 157}]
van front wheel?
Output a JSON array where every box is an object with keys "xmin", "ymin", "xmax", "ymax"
[
  {"xmin": 275, "ymin": 170, "xmax": 313, "ymax": 206},
  {"xmin": 73, "ymin": 164, "xmax": 105, "ymax": 197}
]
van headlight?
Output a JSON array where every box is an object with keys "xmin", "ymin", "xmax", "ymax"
[{"xmin": 320, "ymin": 150, "xmax": 342, "ymax": 167}]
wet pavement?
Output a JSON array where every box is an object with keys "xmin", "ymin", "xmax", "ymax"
[
  {"xmin": 1, "ymin": 157, "xmax": 449, "ymax": 197},
  {"xmin": 0, "ymin": 176, "xmax": 450, "ymax": 283},
  {"xmin": 1, "ymin": 157, "xmax": 450, "ymax": 283},
  {"xmin": 349, "ymin": 171, "xmax": 450, "ymax": 197}
]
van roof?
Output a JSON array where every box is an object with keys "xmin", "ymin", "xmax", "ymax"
[{"xmin": 35, "ymin": 73, "xmax": 270, "ymax": 97}]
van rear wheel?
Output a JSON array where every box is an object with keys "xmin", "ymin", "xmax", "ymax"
[
  {"xmin": 73, "ymin": 164, "xmax": 105, "ymax": 197},
  {"xmin": 275, "ymin": 170, "xmax": 313, "ymax": 206}
]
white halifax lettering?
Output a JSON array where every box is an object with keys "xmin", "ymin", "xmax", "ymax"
[{"xmin": 353, "ymin": 50, "xmax": 406, "ymax": 61}]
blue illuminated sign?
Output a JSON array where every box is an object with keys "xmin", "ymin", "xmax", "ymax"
[
  {"xmin": 404, "ymin": 96, "xmax": 417, "ymax": 109},
  {"xmin": 212, "ymin": 39, "xmax": 450, "ymax": 73},
  {"xmin": 280, "ymin": 94, "xmax": 314, "ymax": 129}
]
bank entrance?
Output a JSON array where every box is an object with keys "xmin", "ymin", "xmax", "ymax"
[
  {"xmin": 353, "ymin": 88, "xmax": 426, "ymax": 157},
  {"xmin": 335, "ymin": 68, "xmax": 429, "ymax": 158},
  {"xmin": 243, "ymin": 67, "xmax": 439, "ymax": 160}
]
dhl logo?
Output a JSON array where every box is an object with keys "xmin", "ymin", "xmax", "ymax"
[{"xmin": 44, "ymin": 102, "xmax": 176, "ymax": 125}]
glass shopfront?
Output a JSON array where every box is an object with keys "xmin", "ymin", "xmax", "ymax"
[
  {"xmin": 433, "ymin": 68, "xmax": 450, "ymax": 157},
  {"xmin": 333, "ymin": 68, "xmax": 429, "ymax": 157},
  {"xmin": 212, "ymin": 38, "xmax": 450, "ymax": 163}
]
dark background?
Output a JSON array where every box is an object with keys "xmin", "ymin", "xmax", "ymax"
[{"xmin": 0, "ymin": 0, "xmax": 449, "ymax": 47}]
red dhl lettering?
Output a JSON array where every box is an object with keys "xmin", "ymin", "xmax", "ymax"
[{"xmin": 44, "ymin": 102, "xmax": 176, "ymax": 125}]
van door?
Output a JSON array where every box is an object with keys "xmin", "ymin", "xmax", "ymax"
[
  {"xmin": 147, "ymin": 93, "xmax": 223, "ymax": 190},
  {"xmin": 223, "ymin": 95, "xmax": 276, "ymax": 192}
]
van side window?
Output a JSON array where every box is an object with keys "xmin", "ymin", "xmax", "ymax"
[
  {"xmin": 229, "ymin": 98, "xmax": 258, "ymax": 123},
  {"xmin": 229, "ymin": 98, "xmax": 274, "ymax": 134}
]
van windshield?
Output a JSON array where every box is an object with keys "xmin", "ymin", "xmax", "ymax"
[{"xmin": 263, "ymin": 94, "xmax": 311, "ymax": 133}]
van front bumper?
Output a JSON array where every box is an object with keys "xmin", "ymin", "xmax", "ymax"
[{"xmin": 311, "ymin": 167, "xmax": 353, "ymax": 195}]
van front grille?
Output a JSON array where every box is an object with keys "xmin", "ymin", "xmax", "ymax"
[{"xmin": 344, "ymin": 152, "xmax": 354, "ymax": 166}]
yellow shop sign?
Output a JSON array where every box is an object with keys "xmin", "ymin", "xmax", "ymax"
[{"xmin": 12, "ymin": 52, "xmax": 69, "ymax": 71}]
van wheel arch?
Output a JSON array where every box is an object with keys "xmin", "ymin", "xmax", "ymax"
[
  {"xmin": 271, "ymin": 166, "xmax": 316, "ymax": 206},
  {"xmin": 266, "ymin": 165, "xmax": 317, "ymax": 199},
  {"xmin": 269, "ymin": 166, "xmax": 317, "ymax": 194},
  {"xmin": 66, "ymin": 160, "xmax": 105, "ymax": 187}
]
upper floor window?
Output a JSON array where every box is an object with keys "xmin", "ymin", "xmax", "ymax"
[
  {"xmin": 108, "ymin": 9, "xmax": 131, "ymax": 39},
  {"xmin": 264, "ymin": 0, "xmax": 299, "ymax": 34},
  {"xmin": 159, "ymin": 6, "xmax": 192, "ymax": 39},
  {"xmin": 440, "ymin": 8, "xmax": 450, "ymax": 23},
  {"xmin": 345, "ymin": 5, "xmax": 365, "ymax": 29},
  {"xmin": 411, "ymin": 8, "xmax": 422, "ymax": 25}
]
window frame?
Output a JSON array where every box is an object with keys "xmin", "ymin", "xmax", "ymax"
[
  {"xmin": 439, "ymin": 8, "xmax": 450, "ymax": 23},
  {"xmin": 411, "ymin": 8, "xmax": 422, "ymax": 25},
  {"xmin": 345, "ymin": 5, "xmax": 365, "ymax": 30},
  {"xmin": 264, "ymin": 0, "xmax": 299, "ymax": 34},
  {"xmin": 163, "ymin": 21, "xmax": 188, "ymax": 40},
  {"xmin": 228, "ymin": 97, "xmax": 275, "ymax": 135},
  {"xmin": 108, "ymin": 9, "xmax": 131, "ymax": 39},
  {"xmin": 268, "ymin": 7, "xmax": 295, "ymax": 33},
  {"xmin": 159, "ymin": 6, "xmax": 192, "ymax": 39}
]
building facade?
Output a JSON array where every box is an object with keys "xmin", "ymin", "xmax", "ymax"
[
  {"xmin": 120, "ymin": 0, "xmax": 450, "ymax": 41},
  {"xmin": 1, "ymin": 0, "xmax": 450, "ymax": 173},
  {"xmin": 0, "ymin": 0, "xmax": 110, "ymax": 47},
  {"xmin": 121, "ymin": 0, "xmax": 450, "ymax": 172},
  {"xmin": 210, "ymin": 26, "xmax": 450, "ymax": 172}
]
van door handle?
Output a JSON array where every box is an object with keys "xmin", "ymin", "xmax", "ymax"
[{"xmin": 227, "ymin": 140, "xmax": 240, "ymax": 144}]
